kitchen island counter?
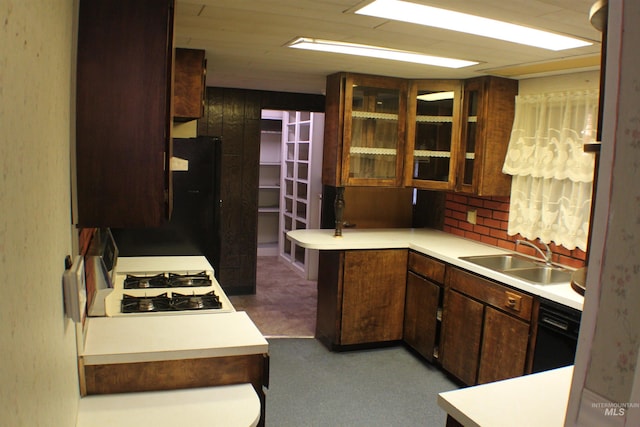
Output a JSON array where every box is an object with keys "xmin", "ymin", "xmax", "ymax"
[
  {"xmin": 438, "ymin": 366, "xmax": 573, "ymax": 426},
  {"xmin": 77, "ymin": 383, "xmax": 260, "ymax": 427},
  {"xmin": 80, "ymin": 311, "xmax": 268, "ymax": 366},
  {"xmin": 287, "ymin": 228, "xmax": 583, "ymax": 310}
]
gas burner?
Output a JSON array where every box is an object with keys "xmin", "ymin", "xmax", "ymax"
[
  {"xmin": 168, "ymin": 272, "xmax": 212, "ymax": 288},
  {"xmin": 124, "ymin": 273, "xmax": 168, "ymax": 289},
  {"xmin": 121, "ymin": 293, "xmax": 172, "ymax": 313},
  {"xmin": 171, "ymin": 291, "xmax": 221, "ymax": 311},
  {"xmin": 139, "ymin": 298, "xmax": 155, "ymax": 312},
  {"xmin": 187, "ymin": 297, "xmax": 204, "ymax": 309}
]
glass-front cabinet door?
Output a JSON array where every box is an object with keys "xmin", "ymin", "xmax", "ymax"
[
  {"xmin": 341, "ymin": 74, "xmax": 407, "ymax": 186},
  {"xmin": 406, "ymin": 80, "xmax": 462, "ymax": 190},
  {"xmin": 458, "ymin": 78, "xmax": 482, "ymax": 193},
  {"xmin": 456, "ymin": 76, "xmax": 518, "ymax": 196}
]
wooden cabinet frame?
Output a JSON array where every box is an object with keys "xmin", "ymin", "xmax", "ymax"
[
  {"xmin": 76, "ymin": 0, "xmax": 175, "ymax": 227},
  {"xmin": 323, "ymin": 73, "xmax": 408, "ymax": 187},
  {"xmin": 405, "ymin": 79, "xmax": 463, "ymax": 190},
  {"xmin": 322, "ymin": 73, "xmax": 517, "ymax": 196},
  {"xmin": 440, "ymin": 267, "xmax": 538, "ymax": 385},
  {"xmin": 316, "ymin": 249, "xmax": 408, "ymax": 349},
  {"xmin": 456, "ymin": 76, "xmax": 518, "ymax": 196}
]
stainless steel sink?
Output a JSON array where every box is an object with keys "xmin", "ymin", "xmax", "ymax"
[
  {"xmin": 506, "ymin": 266, "xmax": 572, "ymax": 284},
  {"xmin": 459, "ymin": 254, "xmax": 540, "ymax": 270},
  {"xmin": 460, "ymin": 254, "xmax": 572, "ymax": 285}
]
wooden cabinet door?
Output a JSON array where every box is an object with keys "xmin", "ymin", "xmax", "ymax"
[
  {"xmin": 440, "ymin": 289, "xmax": 484, "ymax": 385},
  {"xmin": 457, "ymin": 76, "xmax": 518, "ymax": 196},
  {"xmin": 406, "ymin": 80, "xmax": 463, "ymax": 190},
  {"xmin": 340, "ymin": 249, "xmax": 408, "ymax": 345},
  {"xmin": 403, "ymin": 272, "xmax": 441, "ymax": 361},
  {"xmin": 174, "ymin": 48, "xmax": 206, "ymax": 120},
  {"xmin": 323, "ymin": 73, "xmax": 408, "ymax": 187},
  {"xmin": 477, "ymin": 306, "xmax": 530, "ymax": 384},
  {"xmin": 76, "ymin": 0, "xmax": 174, "ymax": 227}
]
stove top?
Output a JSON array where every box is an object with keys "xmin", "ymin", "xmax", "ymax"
[
  {"xmin": 121, "ymin": 290, "xmax": 222, "ymax": 313},
  {"xmin": 100, "ymin": 257, "xmax": 235, "ymax": 317},
  {"xmin": 123, "ymin": 272, "xmax": 212, "ymax": 289}
]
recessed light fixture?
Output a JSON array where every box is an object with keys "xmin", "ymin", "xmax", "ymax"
[
  {"xmin": 417, "ymin": 91, "xmax": 455, "ymax": 102},
  {"xmin": 355, "ymin": 0, "xmax": 593, "ymax": 51},
  {"xmin": 286, "ymin": 37, "xmax": 479, "ymax": 68}
]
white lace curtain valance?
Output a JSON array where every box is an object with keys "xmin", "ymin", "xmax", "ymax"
[{"xmin": 502, "ymin": 90, "xmax": 599, "ymax": 251}]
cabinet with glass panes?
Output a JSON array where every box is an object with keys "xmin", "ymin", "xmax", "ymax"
[
  {"xmin": 407, "ymin": 76, "xmax": 517, "ymax": 196},
  {"xmin": 405, "ymin": 80, "xmax": 463, "ymax": 190},
  {"xmin": 456, "ymin": 76, "xmax": 518, "ymax": 196},
  {"xmin": 323, "ymin": 72, "xmax": 408, "ymax": 187}
]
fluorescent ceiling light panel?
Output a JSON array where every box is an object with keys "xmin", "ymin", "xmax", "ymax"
[
  {"xmin": 287, "ymin": 37, "xmax": 478, "ymax": 68},
  {"xmin": 356, "ymin": 0, "xmax": 592, "ymax": 51},
  {"xmin": 417, "ymin": 91, "xmax": 454, "ymax": 101}
]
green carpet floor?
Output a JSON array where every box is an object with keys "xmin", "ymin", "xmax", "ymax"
[{"xmin": 265, "ymin": 338, "xmax": 460, "ymax": 426}]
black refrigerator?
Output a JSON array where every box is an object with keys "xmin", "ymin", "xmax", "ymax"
[{"xmin": 112, "ymin": 136, "xmax": 222, "ymax": 276}]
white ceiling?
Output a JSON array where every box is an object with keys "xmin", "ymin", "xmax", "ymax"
[{"xmin": 174, "ymin": 0, "xmax": 602, "ymax": 94}]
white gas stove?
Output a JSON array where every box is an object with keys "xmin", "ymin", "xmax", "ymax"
[
  {"xmin": 101, "ymin": 256, "xmax": 235, "ymax": 317},
  {"xmin": 76, "ymin": 230, "xmax": 234, "ymax": 318}
]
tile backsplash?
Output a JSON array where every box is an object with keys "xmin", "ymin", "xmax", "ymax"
[{"xmin": 443, "ymin": 192, "xmax": 587, "ymax": 268}]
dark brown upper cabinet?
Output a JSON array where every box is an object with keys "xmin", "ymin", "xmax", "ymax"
[
  {"xmin": 323, "ymin": 73, "xmax": 408, "ymax": 187},
  {"xmin": 173, "ymin": 48, "xmax": 206, "ymax": 121},
  {"xmin": 76, "ymin": 0, "xmax": 175, "ymax": 228},
  {"xmin": 456, "ymin": 76, "xmax": 518, "ymax": 196},
  {"xmin": 323, "ymin": 73, "xmax": 517, "ymax": 196},
  {"xmin": 405, "ymin": 79, "xmax": 463, "ymax": 191}
]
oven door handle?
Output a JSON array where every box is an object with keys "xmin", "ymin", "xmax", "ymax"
[{"xmin": 540, "ymin": 315, "xmax": 569, "ymax": 331}]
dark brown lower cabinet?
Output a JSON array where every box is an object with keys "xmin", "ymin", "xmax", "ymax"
[
  {"xmin": 440, "ymin": 289, "xmax": 484, "ymax": 385},
  {"xmin": 440, "ymin": 267, "xmax": 535, "ymax": 385},
  {"xmin": 316, "ymin": 249, "xmax": 408, "ymax": 349},
  {"xmin": 477, "ymin": 306, "xmax": 530, "ymax": 384},
  {"xmin": 403, "ymin": 272, "xmax": 441, "ymax": 361}
]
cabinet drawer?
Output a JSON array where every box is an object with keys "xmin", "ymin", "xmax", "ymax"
[
  {"xmin": 408, "ymin": 251, "xmax": 446, "ymax": 283},
  {"xmin": 445, "ymin": 267, "xmax": 533, "ymax": 321}
]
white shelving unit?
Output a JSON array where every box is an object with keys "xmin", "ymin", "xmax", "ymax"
[
  {"xmin": 257, "ymin": 110, "xmax": 283, "ymax": 256},
  {"xmin": 279, "ymin": 111, "xmax": 324, "ymax": 279}
]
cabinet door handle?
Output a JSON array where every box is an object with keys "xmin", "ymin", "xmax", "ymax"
[{"xmin": 504, "ymin": 291, "xmax": 522, "ymax": 311}]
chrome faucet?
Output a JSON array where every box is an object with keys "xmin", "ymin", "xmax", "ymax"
[{"xmin": 516, "ymin": 239, "xmax": 553, "ymax": 265}]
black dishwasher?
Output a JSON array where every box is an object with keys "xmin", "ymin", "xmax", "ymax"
[{"xmin": 532, "ymin": 298, "xmax": 582, "ymax": 373}]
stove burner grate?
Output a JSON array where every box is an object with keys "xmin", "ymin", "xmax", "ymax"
[
  {"xmin": 120, "ymin": 291, "xmax": 222, "ymax": 313},
  {"xmin": 123, "ymin": 272, "xmax": 212, "ymax": 289},
  {"xmin": 121, "ymin": 293, "xmax": 172, "ymax": 313},
  {"xmin": 171, "ymin": 291, "xmax": 222, "ymax": 311},
  {"xmin": 168, "ymin": 272, "xmax": 212, "ymax": 288},
  {"xmin": 124, "ymin": 273, "xmax": 167, "ymax": 289}
]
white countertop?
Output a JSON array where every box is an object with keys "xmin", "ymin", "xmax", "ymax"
[
  {"xmin": 287, "ymin": 228, "xmax": 584, "ymax": 310},
  {"xmin": 76, "ymin": 383, "xmax": 260, "ymax": 427},
  {"xmin": 438, "ymin": 366, "xmax": 573, "ymax": 427},
  {"xmin": 116, "ymin": 255, "xmax": 216, "ymax": 274},
  {"xmin": 80, "ymin": 311, "xmax": 268, "ymax": 365}
]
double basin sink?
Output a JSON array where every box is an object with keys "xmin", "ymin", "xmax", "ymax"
[{"xmin": 459, "ymin": 254, "xmax": 573, "ymax": 285}]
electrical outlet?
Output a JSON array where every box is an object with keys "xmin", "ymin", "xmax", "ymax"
[{"xmin": 467, "ymin": 209, "xmax": 477, "ymax": 225}]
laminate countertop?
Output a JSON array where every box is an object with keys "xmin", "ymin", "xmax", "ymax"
[
  {"xmin": 80, "ymin": 311, "xmax": 269, "ymax": 365},
  {"xmin": 438, "ymin": 366, "xmax": 573, "ymax": 427},
  {"xmin": 287, "ymin": 228, "xmax": 583, "ymax": 311},
  {"xmin": 76, "ymin": 383, "xmax": 260, "ymax": 427}
]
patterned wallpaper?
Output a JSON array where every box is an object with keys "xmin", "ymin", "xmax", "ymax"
[
  {"xmin": 0, "ymin": 1, "xmax": 78, "ymax": 425},
  {"xmin": 584, "ymin": 41, "xmax": 640, "ymax": 404}
]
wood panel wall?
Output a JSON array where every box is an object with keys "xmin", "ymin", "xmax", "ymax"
[{"xmin": 198, "ymin": 87, "xmax": 324, "ymax": 295}]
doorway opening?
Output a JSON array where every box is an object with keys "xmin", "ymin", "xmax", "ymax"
[
  {"xmin": 256, "ymin": 109, "xmax": 324, "ymax": 280},
  {"xmin": 229, "ymin": 109, "xmax": 324, "ymax": 337}
]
